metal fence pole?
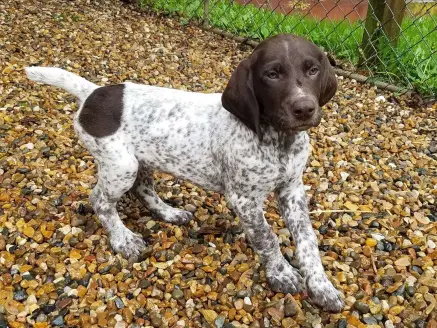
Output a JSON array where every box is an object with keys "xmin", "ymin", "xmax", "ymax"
[
  {"xmin": 203, "ymin": 0, "xmax": 210, "ymax": 27},
  {"xmin": 358, "ymin": 0, "xmax": 386, "ymax": 68},
  {"xmin": 383, "ymin": 0, "xmax": 406, "ymax": 47}
]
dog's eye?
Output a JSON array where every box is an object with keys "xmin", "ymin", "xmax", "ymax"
[
  {"xmin": 266, "ymin": 71, "xmax": 279, "ymax": 80},
  {"xmin": 309, "ymin": 67, "xmax": 319, "ymax": 75}
]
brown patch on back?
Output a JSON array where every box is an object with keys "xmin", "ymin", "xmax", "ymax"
[{"xmin": 79, "ymin": 84, "xmax": 124, "ymax": 138}]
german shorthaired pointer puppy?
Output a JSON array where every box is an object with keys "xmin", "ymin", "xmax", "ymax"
[{"xmin": 26, "ymin": 34, "xmax": 344, "ymax": 311}]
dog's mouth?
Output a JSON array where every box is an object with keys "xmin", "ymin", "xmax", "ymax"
[
  {"xmin": 281, "ymin": 115, "xmax": 322, "ymax": 132},
  {"xmin": 272, "ymin": 106, "xmax": 322, "ymax": 132},
  {"xmin": 290, "ymin": 125, "xmax": 313, "ymax": 131},
  {"xmin": 265, "ymin": 109, "xmax": 322, "ymax": 133}
]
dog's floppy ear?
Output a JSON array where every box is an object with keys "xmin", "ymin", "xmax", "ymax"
[
  {"xmin": 222, "ymin": 58, "xmax": 262, "ymax": 140},
  {"xmin": 319, "ymin": 54, "xmax": 338, "ymax": 106}
]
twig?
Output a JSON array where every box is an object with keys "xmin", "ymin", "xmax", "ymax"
[
  {"xmin": 419, "ymin": 127, "xmax": 437, "ymax": 132},
  {"xmin": 370, "ymin": 253, "xmax": 378, "ymax": 275},
  {"xmin": 309, "ymin": 209, "xmax": 375, "ymax": 214}
]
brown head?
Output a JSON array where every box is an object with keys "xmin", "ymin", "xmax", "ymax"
[{"xmin": 222, "ymin": 34, "xmax": 337, "ymax": 140}]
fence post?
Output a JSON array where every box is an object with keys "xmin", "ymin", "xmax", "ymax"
[
  {"xmin": 203, "ymin": 0, "xmax": 210, "ymax": 27},
  {"xmin": 382, "ymin": 0, "xmax": 406, "ymax": 47},
  {"xmin": 358, "ymin": 0, "xmax": 386, "ymax": 68}
]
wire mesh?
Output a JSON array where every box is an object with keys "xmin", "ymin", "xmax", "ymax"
[{"xmin": 140, "ymin": 0, "xmax": 437, "ymax": 101}]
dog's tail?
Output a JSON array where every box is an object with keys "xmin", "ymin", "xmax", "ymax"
[{"xmin": 25, "ymin": 66, "xmax": 99, "ymax": 102}]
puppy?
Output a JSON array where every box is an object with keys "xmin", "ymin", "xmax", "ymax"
[{"xmin": 26, "ymin": 34, "xmax": 344, "ymax": 311}]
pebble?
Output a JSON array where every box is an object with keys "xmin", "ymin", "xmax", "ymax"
[
  {"xmin": 139, "ymin": 280, "xmax": 151, "ymax": 289},
  {"xmin": 414, "ymin": 319, "xmax": 427, "ymax": 328},
  {"xmin": 150, "ymin": 314, "xmax": 163, "ymax": 327},
  {"xmin": 0, "ymin": 236, "xmax": 5, "ymax": 251},
  {"xmin": 14, "ymin": 290, "xmax": 27, "ymax": 301},
  {"xmin": 370, "ymin": 220, "xmax": 380, "ymax": 228},
  {"xmin": 114, "ymin": 297, "xmax": 124, "ymax": 309},
  {"xmin": 412, "ymin": 266, "xmax": 423, "ymax": 274},
  {"xmin": 56, "ymin": 297, "xmax": 72, "ymax": 309},
  {"xmin": 230, "ymin": 225, "xmax": 243, "ymax": 235},
  {"xmin": 319, "ymin": 225, "xmax": 328, "ymax": 235},
  {"xmin": 366, "ymin": 238, "xmax": 377, "ymax": 247},
  {"xmin": 383, "ymin": 241, "xmax": 393, "ymax": 252},
  {"xmin": 200, "ymin": 309, "xmax": 218, "ymax": 324},
  {"xmin": 68, "ymin": 237, "xmax": 78, "ymax": 247},
  {"xmin": 338, "ymin": 224, "xmax": 349, "ymax": 232},
  {"xmin": 192, "ymin": 244, "xmax": 204, "ymax": 254},
  {"xmin": 395, "ymin": 257, "xmax": 411, "ymax": 266},
  {"xmin": 43, "ymin": 304, "xmax": 56, "ymax": 314},
  {"xmin": 385, "ymin": 320, "xmax": 395, "ymax": 328},
  {"xmin": 243, "ymin": 298, "xmax": 253, "ymax": 312},
  {"xmin": 362, "ymin": 315, "xmax": 378, "ymax": 325},
  {"xmin": 371, "ymin": 233, "xmax": 385, "ymax": 241},
  {"xmin": 284, "ymin": 298, "xmax": 297, "ymax": 317},
  {"xmin": 218, "ymin": 267, "xmax": 227, "ymax": 275},
  {"xmin": 381, "ymin": 276, "xmax": 394, "ymax": 287},
  {"xmin": 376, "ymin": 241, "xmax": 385, "ymax": 251},
  {"xmin": 393, "ymin": 282, "xmax": 405, "ymax": 295},
  {"xmin": 355, "ymin": 290, "xmax": 365, "ymax": 300},
  {"xmin": 266, "ymin": 306, "xmax": 284, "ymax": 322},
  {"xmin": 337, "ymin": 318, "xmax": 347, "ymax": 328},
  {"xmin": 234, "ymin": 299, "xmax": 244, "ymax": 310},
  {"xmin": 172, "ymin": 288, "xmax": 184, "ymax": 300},
  {"xmin": 52, "ymin": 315, "xmax": 64, "ymax": 327},
  {"xmin": 70, "ymin": 215, "xmax": 87, "ymax": 227},
  {"xmin": 281, "ymin": 318, "xmax": 296, "ymax": 328},
  {"xmin": 0, "ymin": 315, "xmax": 7, "ymax": 328},
  {"xmin": 215, "ymin": 315, "xmax": 226, "ymax": 328},
  {"xmin": 354, "ymin": 301, "xmax": 370, "ymax": 314},
  {"xmin": 184, "ymin": 204, "xmax": 197, "ymax": 212},
  {"xmin": 236, "ymin": 290, "xmax": 249, "ymax": 298}
]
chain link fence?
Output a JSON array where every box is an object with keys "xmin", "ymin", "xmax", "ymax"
[{"xmin": 139, "ymin": 0, "xmax": 437, "ymax": 102}]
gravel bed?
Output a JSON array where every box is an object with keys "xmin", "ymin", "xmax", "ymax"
[{"xmin": 1, "ymin": 0, "xmax": 437, "ymax": 327}]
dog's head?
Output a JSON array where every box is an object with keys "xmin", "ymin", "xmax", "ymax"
[{"xmin": 222, "ymin": 34, "xmax": 337, "ymax": 140}]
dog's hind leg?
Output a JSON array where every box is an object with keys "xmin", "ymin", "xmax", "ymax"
[
  {"xmin": 131, "ymin": 162, "xmax": 193, "ymax": 225},
  {"xmin": 89, "ymin": 150, "xmax": 147, "ymax": 260}
]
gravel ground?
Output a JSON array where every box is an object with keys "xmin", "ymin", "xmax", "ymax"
[{"xmin": 1, "ymin": 0, "xmax": 437, "ymax": 327}]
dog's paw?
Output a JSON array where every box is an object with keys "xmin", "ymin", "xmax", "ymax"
[
  {"xmin": 157, "ymin": 207, "xmax": 194, "ymax": 225},
  {"xmin": 266, "ymin": 259, "xmax": 303, "ymax": 294},
  {"xmin": 110, "ymin": 230, "xmax": 148, "ymax": 261},
  {"xmin": 306, "ymin": 273, "xmax": 344, "ymax": 312}
]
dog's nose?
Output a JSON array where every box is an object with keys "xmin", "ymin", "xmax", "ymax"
[{"xmin": 292, "ymin": 100, "xmax": 316, "ymax": 121}]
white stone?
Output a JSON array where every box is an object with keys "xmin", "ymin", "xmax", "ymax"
[
  {"xmin": 26, "ymin": 295, "xmax": 37, "ymax": 305},
  {"xmin": 371, "ymin": 233, "xmax": 385, "ymax": 241},
  {"xmin": 58, "ymin": 225, "xmax": 71, "ymax": 235},
  {"xmin": 319, "ymin": 180, "xmax": 329, "ymax": 191},
  {"xmin": 24, "ymin": 143, "xmax": 34, "ymax": 150},
  {"xmin": 340, "ymin": 172, "xmax": 350, "ymax": 181},
  {"xmin": 385, "ymin": 319, "xmax": 395, "ymax": 328},
  {"xmin": 375, "ymin": 95, "xmax": 386, "ymax": 103}
]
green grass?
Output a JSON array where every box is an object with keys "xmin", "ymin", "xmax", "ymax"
[{"xmin": 140, "ymin": 0, "xmax": 437, "ymax": 97}]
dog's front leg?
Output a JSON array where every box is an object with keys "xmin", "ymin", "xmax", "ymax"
[
  {"xmin": 276, "ymin": 182, "xmax": 344, "ymax": 312},
  {"xmin": 226, "ymin": 189, "xmax": 303, "ymax": 294}
]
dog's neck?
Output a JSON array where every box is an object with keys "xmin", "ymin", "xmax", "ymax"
[{"xmin": 260, "ymin": 124, "xmax": 301, "ymax": 152}]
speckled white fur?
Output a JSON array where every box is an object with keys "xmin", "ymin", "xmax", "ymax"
[{"xmin": 26, "ymin": 66, "xmax": 344, "ymax": 312}]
